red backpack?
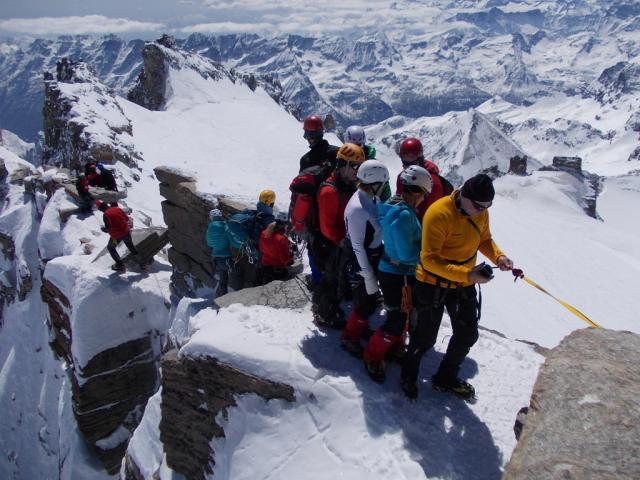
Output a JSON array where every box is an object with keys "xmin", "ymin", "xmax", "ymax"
[{"xmin": 288, "ymin": 162, "xmax": 333, "ymax": 241}]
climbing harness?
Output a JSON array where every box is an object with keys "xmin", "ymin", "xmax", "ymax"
[{"xmin": 512, "ymin": 268, "xmax": 601, "ymax": 329}]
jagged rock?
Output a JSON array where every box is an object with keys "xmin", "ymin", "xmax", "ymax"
[
  {"xmin": 154, "ymin": 165, "xmax": 250, "ymax": 298},
  {"xmin": 509, "ymin": 155, "xmax": 528, "ymax": 175},
  {"xmin": 503, "ymin": 329, "xmax": 640, "ymax": 480},
  {"xmin": 160, "ymin": 349, "xmax": 295, "ymax": 480},
  {"xmin": 42, "ymin": 58, "xmax": 141, "ymax": 170},
  {"xmin": 153, "ymin": 166, "xmax": 196, "ymax": 186},
  {"xmin": 552, "ymin": 156, "xmax": 583, "ymax": 176},
  {"xmin": 40, "ymin": 267, "xmax": 169, "ymax": 474},
  {"xmin": 9, "ymin": 166, "xmax": 33, "ymax": 185},
  {"xmin": 215, "ymin": 277, "xmax": 310, "ymax": 310},
  {"xmin": 539, "ymin": 157, "xmax": 602, "ymax": 219},
  {"xmin": 0, "ymin": 157, "xmax": 7, "ymax": 182}
]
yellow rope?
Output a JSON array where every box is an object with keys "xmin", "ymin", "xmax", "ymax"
[{"xmin": 521, "ymin": 275, "xmax": 602, "ymax": 329}]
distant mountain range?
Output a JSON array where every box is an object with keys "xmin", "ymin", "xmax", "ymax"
[{"xmin": 1, "ymin": 0, "xmax": 639, "ymax": 143}]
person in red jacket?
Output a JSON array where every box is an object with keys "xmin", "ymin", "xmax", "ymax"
[
  {"xmin": 96, "ymin": 200, "xmax": 141, "ymax": 272},
  {"xmin": 395, "ymin": 138, "xmax": 453, "ymax": 221},
  {"xmin": 259, "ymin": 218, "xmax": 294, "ymax": 284},
  {"xmin": 311, "ymin": 143, "xmax": 364, "ymax": 328}
]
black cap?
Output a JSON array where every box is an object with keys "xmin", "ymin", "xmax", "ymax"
[{"xmin": 461, "ymin": 174, "xmax": 495, "ymax": 203}]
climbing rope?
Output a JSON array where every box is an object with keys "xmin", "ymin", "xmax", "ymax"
[{"xmin": 512, "ymin": 268, "xmax": 601, "ymax": 329}]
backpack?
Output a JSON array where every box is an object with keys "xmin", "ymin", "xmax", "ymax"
[
  {"xmin": 288, "ymin": 162, "xmax": 333, "ymax": 241},
  {"xmin": 226, "ymin": 209, "xmax": 260, "ymax": 258}
]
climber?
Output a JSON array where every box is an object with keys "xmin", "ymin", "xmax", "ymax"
[
  {"xmin": 400, "ymin": 173, "xmax": 514, "ymax": 401},
  {"xmin": 96, "ymin": 200, "xmax": 143, "ymax": 272}
]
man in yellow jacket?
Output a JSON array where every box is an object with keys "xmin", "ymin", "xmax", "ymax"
[{"xmin": 400, "ymin": 173, "xmax": 513, "ymax": 400}]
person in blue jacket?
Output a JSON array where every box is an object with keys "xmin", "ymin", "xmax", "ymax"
[
  {"xmin": 362, "ymin": 165, "xmax": 433, "ymax": 382},
  {"xmin": 206, "ymin": 208, "xmax": 232, "ymax": 297}
]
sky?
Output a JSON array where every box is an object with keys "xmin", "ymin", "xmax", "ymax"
[{"xmin": 0, "ymin": 0, "xmax": 446, "ymax": 40}]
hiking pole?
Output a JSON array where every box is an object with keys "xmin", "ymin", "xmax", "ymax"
[{"xmin": 511, "ymin": 268, "xmax": 602, "ymax": 329}]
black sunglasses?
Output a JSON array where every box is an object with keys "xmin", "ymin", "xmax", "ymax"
[{"xmin": 471, "ymin": 199, "xmax": 492, "ymax": 210}]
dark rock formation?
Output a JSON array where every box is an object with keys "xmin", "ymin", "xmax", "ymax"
[
  {"xmin": 154, "ymin": 166, "xmax": 248, "ymax": 298},
  {"xmin": 41, "ymin": 278, "xmax": 164, "ymax": 474},
  {"xmin": 42, "ymin": 58, "xmax": 141, "ymax": 170},
  {"xmin": 160, "ymin": 349, "xmax": 295, "ymax": 480},
  {"xmin": 509, "ymin": 155, "xmax": 528, "ymax": 175},
  {"xmin": 127, "ymin": 35, "xmax": 298, "ymax": 117},
  {"xmin": 503, "ymin": 328, "xmax": 640, "ymax": 480},
  {"xmin": 0, "ymin": 157, "xmax": 7, "ymax": 182}
]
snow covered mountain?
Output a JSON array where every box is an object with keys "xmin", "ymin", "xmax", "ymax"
[{"xmin": 1, "ymin": 0, "xmax": 639, "ymax": 153}]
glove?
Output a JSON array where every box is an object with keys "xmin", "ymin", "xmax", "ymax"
[{"xmin": 359, "ymin": 270, "xmax": 379, "ymax": 296}]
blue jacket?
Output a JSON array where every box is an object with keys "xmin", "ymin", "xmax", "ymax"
[
  {"xmin": 378, "ymin": 199, "xmax": 422, "ymax": 276},
  {"xmin": 206, "ymin": 220, "xmax": 231, "ymax": 258},
  {"xmin": 256, "ymin": 201, "xmax": 275, "ymax": 231}
]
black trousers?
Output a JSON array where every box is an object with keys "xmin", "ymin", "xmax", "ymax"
[
  {"xmin": 261, "ymin": 266, "xmax": 290, "ymax": 284},
  {"xmin": 401, "ymin": 281, "xmax": 479, "ymax": 384},
  {"xmin": 107, "ymin": 234, "xmax": 138, "ymax": 265},
  {"xmin": 311, "ymin": 244, "xmax": 342, "ymax": 320},
  {"xmin": 378, "ymin": 271, "xmax": 415, "ymax": 337}
]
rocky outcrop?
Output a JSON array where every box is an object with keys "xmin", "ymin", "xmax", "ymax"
[
  {"xmin": 539, "ymin": 156, "xmax": 602, "ymax": 219},
  {"xmin": 42, "ymin": 58, "xmax": 141, "ymax": 170},
  {"xmin": 127, "ymin": 35, "xmax": 298, "ymax": 117},
  {"xmin": 503, "ymin": 328, "xmax": 640, "ymax": 480},
  {"xmin": 508, "ymin": 155, "xmax": 528, "ymax": 175},
  {"xmin": 41, "ymin": 275, "xmax": 168, "ymax": 474},
  {"xmin": 154, "ymin": 166, "xmax": 248, "ymax": 298},
  {"xmin": 215, "ymin": 277, "xmax": 309, "ymax": 310},
  {"xmin": 159, "ymin": 349, "xmax": 295, "ymax": 480}
]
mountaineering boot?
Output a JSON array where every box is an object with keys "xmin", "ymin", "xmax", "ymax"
[
  {"xmin": 364, "ymin": 330, "xmax": 399, "ymax": 366},
  {"xmin": 313, "ymin": 309, "xmax": 346, "ymax": 330},
  {"xmin": 431, "ymin": 376, "xmax": 476, "ymax": 401},
  {"xmin": 400, "ymin": 378, "xmax": 418, "ymax": 400},
  {"xmin": 111, "ymin": 262, "xmax": 126, "ymax": 272},
  {"xmin": 341, "ymin": 311, "xmax": 368, "ymax": 357},
  {"xmin": 364, "ymin": 359, "xmax": 385, "ymax": 383},
  {"xmin": 341, "ymin": 338, "xmax": 363, "ymax": 357}
]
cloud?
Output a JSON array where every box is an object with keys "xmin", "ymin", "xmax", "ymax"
[
  {"xmin": 0, "ymin": 15, "xmax": 165, "ymax": 36},
  {"xmin": 180, "ymin": 21, "xmax": 273, "ymax": 34}
]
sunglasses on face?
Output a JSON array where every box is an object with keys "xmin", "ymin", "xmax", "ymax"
[{"xmin": 470, "ymin": 199, "xmax": 492, "ymax": 211}]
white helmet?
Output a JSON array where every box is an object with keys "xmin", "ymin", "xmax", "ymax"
[
  {"xmin": 209, "ymin": 208, "xmax": 223, "ymax": 220},
  {"xmin": 344, "ymin": 125, "xmax": 366, "ymax": 146},
  {"xmin": 357, "ymin": 160, "xmax": 389, "ymax": 185},
  {"xmin": 400, "ymin": 165, "xmax": 432, "ymax": 193}
]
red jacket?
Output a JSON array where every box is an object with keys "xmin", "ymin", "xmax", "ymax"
[
  {"xmin": 396, "ymin": 160, "xmax": 448, "ymax": 222},
  {"xmin": 103, "ymin": 207, "xmax": 130, "ymax": 240},
  {"xmin": 260, "ymin": 228, "xmax": 293, "ymax": 267},
  {"xmin": 317, "ymin": 173, "xmax": 350, "ymax": 245}
]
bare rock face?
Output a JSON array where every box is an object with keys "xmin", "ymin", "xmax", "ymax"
[
  {"xmin": 160, "ymin": 349, "xmax": 295, "ymax": 480},
  {"xmin": 215, "ymin": 278, "xmax": 309, "ymax": 310},
  {"xmin": 503, "ymin": 328, "xmax": 640, "ymax": 480},
  {"xmin": 128, "ymin": 34, "xmax": 228, "ymax": 111},
  {"xmin": 154, "ymin": 166, "xmax": 248, "ymax": 299},
  {"xmin": 42, "ymin": 58, "xmax": 141, "ymax": 170},
  {"xmin": 41, "ymin": 276, "xmax": 167, "ymax": 474}
]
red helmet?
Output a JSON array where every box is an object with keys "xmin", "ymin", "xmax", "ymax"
[
  {"xmin": 399, "ymin": 138, "xmax": 424, "ymax": 160},
  {"xmin": 303, "ymin": 115, "xmax": 324, "ymax": 133}
]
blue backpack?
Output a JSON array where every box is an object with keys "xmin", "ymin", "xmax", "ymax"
[{"xmin": 226, "ymin": 209, "xmax": 260, "ymax": 259}]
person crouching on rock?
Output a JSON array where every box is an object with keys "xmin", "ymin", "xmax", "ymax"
[
  {"xmin": 96, "ymin": 200, "xmax": 141, "ymax": 272},
  {"xmin": 259, "ymin": 215, "xmax": 294, "ymax": 284}
]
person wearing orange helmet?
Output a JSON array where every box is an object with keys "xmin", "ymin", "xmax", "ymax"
[{"xmin": 311, "ymin": 143, "xmax": 364, "ymax": 328}]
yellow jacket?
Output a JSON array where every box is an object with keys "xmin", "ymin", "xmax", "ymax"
[{"xmin": 416, "ymin": 191, "xmax": 504, "ymax": 287}]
